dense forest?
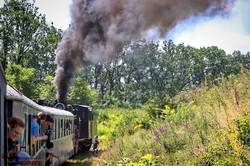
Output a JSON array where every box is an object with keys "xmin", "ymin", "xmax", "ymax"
[{"xmin": 1, "ymin": 0, "xmax": 250, "ymax": 165}]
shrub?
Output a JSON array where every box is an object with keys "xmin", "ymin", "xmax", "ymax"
[
  {"xmin": 235, "ymin": 118, "xmax": 250, "ymax": 146},
  {"xmin": 117, "ymin": 154, "xmax": 160, "ymax": 166}
]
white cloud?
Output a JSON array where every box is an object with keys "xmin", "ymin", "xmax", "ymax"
[{"xmin": 170, "ymin": 0, "xmax": 250, "ymax": 54}]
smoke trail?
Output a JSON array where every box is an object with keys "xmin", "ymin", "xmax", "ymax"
[{"xmin": 53, "ymin": 0, "xmax": 236, "ymax": 103}]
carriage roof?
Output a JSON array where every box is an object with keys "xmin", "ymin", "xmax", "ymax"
[{"xmin": 6, "ymin": 85, "xmax": 74, "ymax": 117}]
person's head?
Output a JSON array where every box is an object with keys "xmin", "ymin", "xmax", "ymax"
[
  {"xmin": 37, "ymin": 112, "xmax": 47, "ymax": 124},
  {"xmin": 8, "ymin": 117, "xmax": 25, "ymax": 140},
  {"xmin": 46, "ymin": 142, "xmax": 54, "ymax": 149},
  {"xmin": 32, "ymin": 115, "xmax": 38, "ymax": 120},
  {"xmin": 45, "ymin": 116, "xmax": 54, "ymax": 125},
  {"xmin": 94, "ymin": 135, "xmax": 98, "ymax": 140}
]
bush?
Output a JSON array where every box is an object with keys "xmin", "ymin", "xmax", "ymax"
[
  {"xmin": 235, "ymin": 118, "xmax": 250, "ymax": 146},
  {"xmin": 117, "ymin": 154, "xmax": 160, "ymax": 166}
]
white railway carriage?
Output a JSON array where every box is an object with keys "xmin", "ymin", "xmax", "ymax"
[
  {"xmin": 0, "ymin": 64, "xmax": 7, "ymax": 166},
  {"xmin": 6, "ymin": 85, "xmax": 74, "ymax": 166}
]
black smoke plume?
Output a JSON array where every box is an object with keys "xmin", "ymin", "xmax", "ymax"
[{"xmin": 53, "ymin": 0, "xmax": 237, "ymax": 103}]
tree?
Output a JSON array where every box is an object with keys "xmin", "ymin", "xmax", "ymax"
[
  {"xmin": 232, "ymin": 51, "xmax": 249, "ymax": 70},
  {"xmin": 190, "ymin": 48, "xmax": 206, "ymax": 85},
  {"xmin": 67, "ymin": 75, "xmax": 98, "ymax": 106},
  {"xmin": 74, "ymin": 40, "xmax": 246, "ymax": 109},
  {"xmin": 37, "ymin": 75, "xmax": 57, "ymax": 103},
  {"xmin": 6, "ymin": 64, "xmax": 37, "ymax": 98},
  {"xmin": 0, "ymin": 0, "xmax": 62, "ymax": 80}
]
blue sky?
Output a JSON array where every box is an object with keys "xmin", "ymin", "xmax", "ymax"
[{"xmin": 1, "ymin": 0, "xmax": 249, "ymax": 54}]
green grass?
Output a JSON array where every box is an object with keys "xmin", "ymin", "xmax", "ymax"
[{"xmin": 61, "ymin": 152, "xmax": 93, "ymax": 166}]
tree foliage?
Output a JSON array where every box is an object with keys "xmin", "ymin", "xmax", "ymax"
[
  {"xmin": 0, "ymin": 0, "xmax": 63, "ymax": 99},
  {"xmin": 0, "ymin": 0, "xmax": 62, "ymax": 79},
  {"xmin": 6, "ymin": 64, "xmax": 37, "ymax": 98},
  {"xmin": 37, "ymin": 75, "xmax": 56, "ymax": 103},
  {"xmin": 67, "ymin": 72, "xmax": 98, "ymax": 106},
  {"xmin": 82, "ymin": 40, "xmax": 248, "ymax": 108}
]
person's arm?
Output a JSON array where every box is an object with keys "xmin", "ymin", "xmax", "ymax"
[
  {"xmin": 8, "ymin": 145, "xmax": 18, "ymax": 156},
  {"xmin": 32, "ymin": 121, "xmax": 48, "ymax": 145},
  {"xmin": 36, "ymin": 135, "xmax": 48, "ymax": 141},
  {"xmin": 32, "ymin": 135, "xmax": 48, "ymax": 145},
  {"xmin": 7, "ymin": 141, "xmax": 21, "ymax": 159},
  {"xmin": 47, "ymin": 149, "xmax": 61, "ymax": 161}
]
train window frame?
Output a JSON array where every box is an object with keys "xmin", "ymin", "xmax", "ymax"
[
  {"xmin": 69, "ymin": 119, "xmax": 71, "ymax": 135},
  {"xmin": 54, "ymin": 118, "xmax": 57, "ymax": 140},
  {"xmin": 62, "ymin": 119, "xmax": 65, "ymax": 137},
  {"xmin": 27, "ymin": 114, "xmax": 32, "ymax": 155},
  {"xmin": 64, "ymin": 119, "xmax": 66, "ymax": 136},
  {"xmin": 20, "ymin": 113, "xmax": 28, "ymax": 152},
  {"xmin": 57, "ymin": 118, "xmax": 61, "ymax": 138},
  {"xmin": 68, "ymin": 120, "xmax": 70, "ymax": 135},
  {"xmin": 21, "ymin": 104, "xmax": 28, "ymax": 114},
  {"xmin": 68, "ymin": 119, "xmax": 72, "ymax": 135},
  {"xmin": 61, "ymin": 119, "xmax": 64, "ymax": 137},
  {"xmin": 65, "ymin": 120, "xmax": 69, "ymax": 136},
  {"xmin": 68, "ymin": 119, "xmax": 71, "ymax": 135},
  {"xmin": 64, "ymin": 119, "xmax": 67, "ymax": 136},
  {"xmin": 50, "ymin": 117, "xmax": 55, "ymax": 140}
]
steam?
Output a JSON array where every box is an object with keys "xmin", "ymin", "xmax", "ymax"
[{"xmin": 53, "ymin": 0, "xmax": 236, "ymax": 103}]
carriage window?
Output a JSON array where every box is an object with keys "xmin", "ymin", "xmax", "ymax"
[
  {"xmin": 61, "ymin": 119, "xmax": 63, "ymax": 128},
  {"xmin": 68, "ymin": 120, "xmax": 72, "ymax": 135},
  {"xmin": 70, "ymin": 120, "xmax": 72, "ymax": 135},
  {"xmin": 20, "ymin": 114, "xmax": 28, "ymax": 152},
  {"xmin": 66, "ymin": 120, "xmax": 68, "ymax": 136},
  {"xmin": 64, "ymin": 119, "xmax": 66, "ymax": 136},
  {"xmin": 62, "ymin": 119, "xmax": 65, "ymax": 136},
  {"xmin": 52, "ymin": 119, "xmax": 57, "ymax": 139},
  {"xmin": 27, "ymin": 114, "xmax": 32, "ymax": 154},
  {"xmin": 57, "ymin": 119, "xmax": 61, "ymax": 138},
  {"xmin": 65, "ymin": 119, "xmax": 67, "ymax": 136},
  {"xmin": 69, "ymin": 120, "xmax": 71, "ymax": 135},
  {"xmin": 61, "ymin": 119, "xmax": 64, "ymax": 137},
  {"xmin": 65, "ymin": 120, "xmax": 71, "ymax": 136},
  {"xmin": 54, "ymin": 118, "xmax": 57, "ymax": 139}
]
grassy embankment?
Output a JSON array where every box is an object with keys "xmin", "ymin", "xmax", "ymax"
[{"xmin": 63, "ymin": 70, "xmax": 250, "ymax": 166}]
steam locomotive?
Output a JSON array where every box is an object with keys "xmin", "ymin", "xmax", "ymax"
[{"xmin": 0, "ymin": 64, "xmax": 97, "ymax": 166}]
